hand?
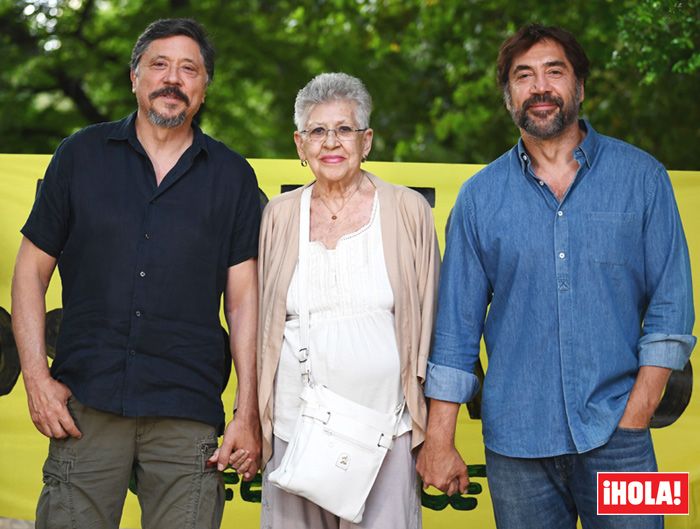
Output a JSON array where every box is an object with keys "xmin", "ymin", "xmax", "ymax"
[
  {"xmin": 416, "ymin": 439, "xmax": 469, "ymax": 495},
  {"xmin": 24, "ymin": 375, "xmax": 81, "ymax": 439},
  {"xmin": 208, "ymin": 414, "xmax": 261, "ymax": 480}
]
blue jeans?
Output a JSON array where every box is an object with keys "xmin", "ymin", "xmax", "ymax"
[{"xmin": 485, "ymin": 427, "xmax": 663, "ymax": 529}]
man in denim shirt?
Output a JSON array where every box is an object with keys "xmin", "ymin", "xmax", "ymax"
[{"xmin": 417, "ymin": 24, "xmax": 695, "ymax": 529}]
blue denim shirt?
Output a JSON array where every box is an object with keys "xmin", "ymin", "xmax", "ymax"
[{"xmin": 425, "ymin": 121, "xmax": 695, "ymax": 458}]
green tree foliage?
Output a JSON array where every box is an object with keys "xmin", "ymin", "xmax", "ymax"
[{"xmin": 0, "ymin": 0, "xmax": 698, "ymax": 168}]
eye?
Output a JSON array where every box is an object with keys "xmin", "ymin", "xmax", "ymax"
[
  {"xmin": 152, "ymin": 61, "xmax": 167, "ymax": 69},
  {"xmin": 516, "ymin": 72, "xmax": 532, "ymax": 80},
  {"xmin": 337, "ymin": 126, "xmax": 354, "ymax": 134},
  {"xmin": 548, "ymin": 69, "xmax": 563, "ymax": 77},
  {"xmin": 181, "ymin": 64, "xmax": 197, "ymax": 74},
  {"xmin": 309, "ymin": 127, "xmax": 326, "ymax": 137}
]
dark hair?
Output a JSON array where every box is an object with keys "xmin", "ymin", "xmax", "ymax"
[
  {"xmin": 130, "ymin": 18, "xmax": 215, "ymax": 84},
  {"xmin": 497, "ymin": 24, "xmax": 589, "ymax": 90}
]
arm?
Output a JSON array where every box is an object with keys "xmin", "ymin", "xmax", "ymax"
[
  {"xmin": 417, "ymin": 186, "xmax": 489, "ymax": 493},
  {"xmin": 622, "ymin": 167, "xmax": 696, "ymax": 427},
  {"xmin": 417, "ymin": 399, "xmax": 468, "ymax": 495},
  {"xmin": 12, "ymin": 237, "xmax": 81, "ymax": 439},
  {"xmin": 210, "ymin": 258, "xmax": 261, "ymax": 479},
  {"xmin": 618, "ymin": 366, "xmax": 671, "ymax": 428}
]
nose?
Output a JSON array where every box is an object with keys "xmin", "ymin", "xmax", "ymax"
[
  {"xmin": 164, "ymin": 64, "xmax": 182, "ymax": 84},
  {"xmin": 322, "ymin": 129, "xmax": 340, "ymax": 147},
  {"xmin": 530, "ymin": 71, "xmax": 552, "ymax": 93}
]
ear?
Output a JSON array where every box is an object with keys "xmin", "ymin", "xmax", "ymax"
[
  {"xmin": 293, "ymin": 131, "xmax": 306, "ymax": 160},
  {"xmin": 578, "ymin": 81, "xmax": 585, "ymax": 104},
  {"xmin": 503, "ymin": 86, "xmax": 513, "ymax": 112},
  {"xmin": 130, "ymin": 69, "xmax": 136, "ymax": 93},
  {"xmin": 362, "ymin": 128, "xmax": 374, "ymax": 159}
]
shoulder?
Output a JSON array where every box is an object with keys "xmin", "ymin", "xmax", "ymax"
[
  {"xmin": 373, "ymin": 174, "xmax": 432, "ymax": 214},
  {"xmin": 56, "ymin": 118, "xmax": 126, "ymax": 154},
  {"xmin": 463, "ymin": 150, "xmax": 513, "ymax": 193},
  {"xmin": 595, "ymin": 132, "xmax": 665, "ymax": 173},
  {"xmin": 201, "ymin": 134, "xmax": 258, "ymax": 183},
  {"xmin": 262, "ymin": 185, "xmax": 305, "ymax": 222}
]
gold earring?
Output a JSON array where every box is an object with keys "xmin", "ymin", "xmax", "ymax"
[{"xmin": 300, "ymin": 159, "xmax": 308, "ymax": 167}]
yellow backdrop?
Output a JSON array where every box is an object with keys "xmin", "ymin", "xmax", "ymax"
[{"xmin": 0, "ymin": 155, "xmax": 697, "ymax": 528}]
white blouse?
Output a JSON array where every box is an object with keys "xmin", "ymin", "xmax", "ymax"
[{"xmin": 273, "ymin": 186, "xmax": 411, "ymax": 441}]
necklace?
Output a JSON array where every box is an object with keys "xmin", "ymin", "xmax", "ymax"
[{"xmin": 316, "ymin": 173, "xmax": 365, "ymax": 221}]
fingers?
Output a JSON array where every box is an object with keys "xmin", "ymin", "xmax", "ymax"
[
  {"xmin": 446, "ymin": 478, "xmax": 460, "ymax": 497},
  {"xmin": 216, "ymin": 436, "xmax": 235, "ymax": 471},
  {"xmin": 458, "ymin": 472, "xmax": 470, "ymax": 495},
  {"xmin": 228, "ymin": 448, "xmax": 249, "ymax": 470}
]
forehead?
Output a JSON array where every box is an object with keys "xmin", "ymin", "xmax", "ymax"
[
  {"xmin": 510, "ymin": 39, "xmax": 571, "ymax": 71},
  {"xmin": 141, "ymin": 35, "xmax": 203, "ymax": 63},
  {"xmin": 305, "ymin": 99, "xmax": 358, "ymax": 125}
]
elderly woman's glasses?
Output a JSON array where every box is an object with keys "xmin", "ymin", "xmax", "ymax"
[{"xmin": 301, "ymin": 126, "xmax": 367, "ymax": 143}]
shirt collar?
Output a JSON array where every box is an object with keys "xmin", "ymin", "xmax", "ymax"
[
  {"xmin": 107, "ymin": 111, "xmax": 209, "ymax": 156},
  {"xmin": 515, "ymin": 119, "xmax": 599, "ymax": 173}
]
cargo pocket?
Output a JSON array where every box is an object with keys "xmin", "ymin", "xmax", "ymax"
[
  {"xmin": 36, "ymin": 454, "xmax": 75, "ymax": 529},
  {"xmin": 187, "ymin": 438, "xmax": 225, "ymax": 529}
]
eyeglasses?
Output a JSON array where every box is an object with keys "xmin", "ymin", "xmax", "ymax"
[{"xmin": 300, "ymin": 126, "xmax": 367, "ymax": 143}]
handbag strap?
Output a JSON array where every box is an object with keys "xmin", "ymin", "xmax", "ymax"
[{"xmin": 296, "ymin": 186, "xmax": 313, "ymax": 386}]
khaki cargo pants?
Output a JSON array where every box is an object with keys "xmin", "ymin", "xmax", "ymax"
[{"xmin": 36, "ymin": 398, "xmax": 224, "ymax": 529}]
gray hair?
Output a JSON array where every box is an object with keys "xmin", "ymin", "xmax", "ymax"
[
  {"xmin": 294, "ymin": 73, "xmax": 372, "ymax": 131},
  {"xmin": 131, "ymin": 18, "xmax": 215, "ymax": 85}
]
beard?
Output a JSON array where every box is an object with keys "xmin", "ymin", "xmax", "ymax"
[
  {"xmin": 506, "ymin": 84, "xmax": 581, "ymax": 140},
  {"xmin": 147, "ymin": 108, "xmax": 187, "ymax": 128},
  {"xmin": 147, "ymin": 86, "xmax": 190, "ymax": 128}
]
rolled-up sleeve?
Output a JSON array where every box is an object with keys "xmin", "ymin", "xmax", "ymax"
[
  {"xmin": 637, "ymin": 166, "xmax": 696, "ymax": 369},
  {"xmin": 425, "ymin": 183, "xmax": 490, "ymax": 404}
]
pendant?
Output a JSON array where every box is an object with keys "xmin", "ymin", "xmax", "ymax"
[{"xmin": 331, "ymin": 215, "xmax": 337, "ymax": 220}]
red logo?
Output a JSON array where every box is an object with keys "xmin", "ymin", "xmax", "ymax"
[{"xmin": 597, "ymin": 472, "xmax": 689, "ymax": 515}]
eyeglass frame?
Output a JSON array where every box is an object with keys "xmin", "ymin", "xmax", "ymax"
[{"xmin": 299, "ymin": 126, "xmax": 369, "ymax": 143}]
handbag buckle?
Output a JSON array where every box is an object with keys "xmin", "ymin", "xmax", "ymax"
[{"xmin": 377, "ymin": 433, "xmax": 393, "ymax": 449}]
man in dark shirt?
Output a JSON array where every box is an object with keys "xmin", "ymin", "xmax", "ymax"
[{"xmin": 11, "ymin": 18, "xmax": 261, "ymax": 529}]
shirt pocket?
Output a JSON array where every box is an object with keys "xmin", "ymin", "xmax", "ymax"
[{"xmin": 586, "ymin": 212, "xmax": 639, "ymax": 266}]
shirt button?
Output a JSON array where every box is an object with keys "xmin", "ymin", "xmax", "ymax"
[
  {"xmin": 139, "ymin": 271, "xmax": 146, "ymax": 277},
  {"xmin": 521, "ymin": 153, "xmax": 528, "ymax": 161},
  {"xmin": 559, "ymin": 252, "xmax": 566, "ymax": 259},
  {"xmin": 539, "ymin": 180, "xmax": 545, "ymax": 186},
  {"xmin": 129, "ymin": 349, "xmax": 136, "ymax": 356},
  {"xmin": 144, "ymin": 233, "xmax": 150, "ymax": 240},
  {"xmin": 557, "ymin": 211, "xmax": 564, "ymax": 217},
  {"xmin": 135, "ymin": 310, "xmax": 142, "ymax": 317}
]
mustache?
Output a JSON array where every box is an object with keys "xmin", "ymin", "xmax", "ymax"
[
  {"xmin": 148, "ymin": 86, "xmax": 190, "ymax": 106},
  {"xmin": 522, "ymin": 93, "xmax": 564, "ymax": 112}
]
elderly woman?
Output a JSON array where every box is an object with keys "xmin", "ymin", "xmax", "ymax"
[{"xmin": 257, "ymin": 72, "xmax": 438, "ymax": 528}]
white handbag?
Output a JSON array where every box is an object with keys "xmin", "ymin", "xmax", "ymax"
[{"xmin": 267, "ymin": 188, "xmax": 405, "ymax": 523}]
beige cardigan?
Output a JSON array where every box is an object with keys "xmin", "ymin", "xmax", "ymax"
[{"xmin": 257, "ymin": 172, "xmax": 440, "ymax": 465}]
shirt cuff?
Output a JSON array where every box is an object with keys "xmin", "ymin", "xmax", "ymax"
[
  {"xmin": 424, "ymin": 361, "xmax": 481, "ymax": 404},
  {"xmin": 638, "ymin": 333, "xmax": 696, "ymax": 370}
]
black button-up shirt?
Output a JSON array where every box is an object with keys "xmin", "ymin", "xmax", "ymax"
[{"xmin": 22, "ymin": 113, "xmax": 261, "ymax": 431}]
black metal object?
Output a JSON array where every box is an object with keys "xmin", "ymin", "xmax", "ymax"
[
  {"xmin": 650, "ymin": 360, "xmax": 693, "ymax": 428},
  {"xmin": 45, "ymin": 308, "xmax": 63, "ymax": 360},
  {"xmin": 0, "ymin": 307, "xmax": 21, "ymax": 396}
]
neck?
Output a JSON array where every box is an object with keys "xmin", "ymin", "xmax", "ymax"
[
  {"xmin": 134, "ymin": 110, "xmax": 194, "ymax": 155},
  {"xmin": 521, "ymin": 121, "xmax": 585, "ymax": 170},
  {"xmin": 314, "ymin": 170, "xmax": 366, "ymax": 198}
]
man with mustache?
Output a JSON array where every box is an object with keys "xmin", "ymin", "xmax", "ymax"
[
  {"xmin": 12, "ymin": 18, "xmax": 261, "ymax": 529},
  {"xmin": 417, "ymin": 24, "xmax": 694, "ymax": 529}
]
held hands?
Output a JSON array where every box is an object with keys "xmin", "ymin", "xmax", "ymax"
[
  {"xmin": 209, "ymin": 413, "xmax": 262, "ymax": 481},
  {"xmin": 416, "ymin": 438, "xmax": 469, "ymax": 496},
  {"xmin": 24, "ymin": 375, "xmax": 81, "ymax": 439}
]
